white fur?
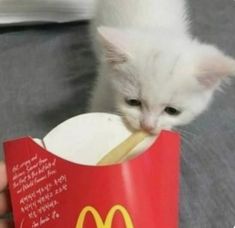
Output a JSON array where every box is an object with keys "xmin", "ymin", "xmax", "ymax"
[{"xmin": 89, "ymin": 0, "xmax": 235, "ymax": 133}]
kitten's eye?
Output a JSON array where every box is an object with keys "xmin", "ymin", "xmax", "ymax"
[
  {"xmin": 125, "ymin": 98, "xmax": 142, "ymax": 107},
  {"xmin": 164, "ymin": 106, "xmax": 181, "ymax": 116}
]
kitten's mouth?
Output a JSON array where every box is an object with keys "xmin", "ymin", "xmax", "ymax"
[
  {"xmin": 121, "ymin": 116, "xmax": 158, "ymax": 135},
  {"xmin": 146, "ymin": 128, "xmax": 161, "ymax": 135}
]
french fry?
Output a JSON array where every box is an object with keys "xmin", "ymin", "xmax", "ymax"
[{"xmin": 97, "ymin": 131, "xmax": 149, "ymax": 165}]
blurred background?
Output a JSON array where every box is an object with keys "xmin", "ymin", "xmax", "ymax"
[{"xmin": 0, "ymin": 0, "xmax": 234, "ymax": 227}]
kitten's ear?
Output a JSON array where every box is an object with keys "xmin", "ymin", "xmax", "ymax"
[
  {"xmin": 197, "ymin": 52, "xmax": 235, "ymax": 89},
  {"xmin": 97, "ymin": 26, "xmax": 131, "ymax": 64}
]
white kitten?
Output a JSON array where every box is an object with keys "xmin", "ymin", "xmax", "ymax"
[{"xmin": 89, "ymin": 0, "xmax": 235, "ymax": 133}]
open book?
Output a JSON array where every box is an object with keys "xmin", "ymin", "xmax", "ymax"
[{"xmin": 0, "ymin": 0, "xmax": 94, "ymax": 25}]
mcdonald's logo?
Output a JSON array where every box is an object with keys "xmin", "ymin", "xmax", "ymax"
[{"xmin": 76, "ymin": 204, "xmax": 134, "ymax": 228}]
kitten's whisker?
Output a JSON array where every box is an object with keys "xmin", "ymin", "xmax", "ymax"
[
  {"xmin": 181, "ymin": 134, "xmax": 194, "ymax": 149},
  {"xmin": 115, "ymin": 110, "xmax": 124, "ymax": 117},
  {"xmin": 178, "ymin": 128, "xmax": 196, "ymax": 137}
]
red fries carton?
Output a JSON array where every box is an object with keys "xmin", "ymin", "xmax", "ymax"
[{"xmin": 4, "ymin": 113, "xmax": 180, "ymax": 228}]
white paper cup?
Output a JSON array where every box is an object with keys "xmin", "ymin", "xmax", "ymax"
[{"xmin": 39, "ymin": 113, "xmax": 155, "ymax": 165}]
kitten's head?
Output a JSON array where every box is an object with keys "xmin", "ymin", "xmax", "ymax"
[{"xmin": 97, "ymin": 26, "xmax": 235, "ymax": 133}]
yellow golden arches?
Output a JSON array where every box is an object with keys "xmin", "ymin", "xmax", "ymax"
[
  {"xmin": 104, "ymin": 205, "xmax": 134, "ymax": 228},
  {"xmin": 76, "ymin": 205, "xmax": 134, "ymax": 228}
]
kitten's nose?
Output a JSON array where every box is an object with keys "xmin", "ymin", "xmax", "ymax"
[{"xmin": 140, "ymin": 122, "xmax": 155, "ymax": 133}]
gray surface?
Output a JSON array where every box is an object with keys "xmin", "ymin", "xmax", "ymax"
[
  {"xmin": 0, "ymin": 0, "xmax": 234, "ymax": 227},
  {"xmin": 0, "ymin": 22, "xmax": 96, "ymax": 143}
]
